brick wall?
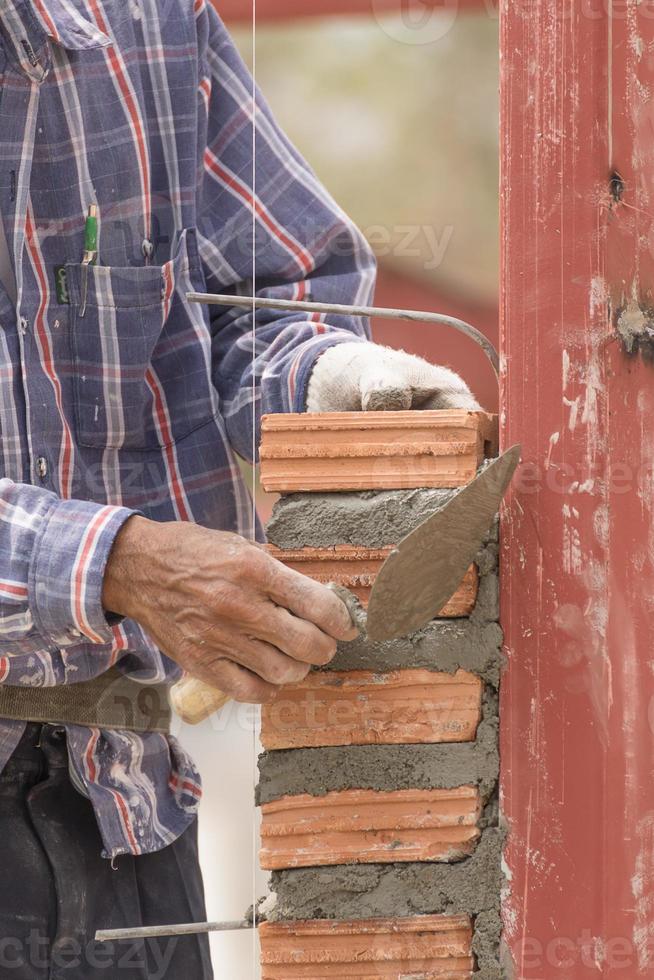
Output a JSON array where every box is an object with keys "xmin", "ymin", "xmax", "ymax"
[{"xmin": 256, "ymin": 411, "xmax": 504, "ymax": 979}]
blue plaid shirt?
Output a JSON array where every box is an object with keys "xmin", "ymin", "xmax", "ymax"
[{"xmin": 0, "ymin": 0, "xmax": 375, "ymax": 857}]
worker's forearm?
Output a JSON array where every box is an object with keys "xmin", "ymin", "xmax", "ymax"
[{"xmin": 102, "ymin": 515, "xmax": 158, "ymax": 621}]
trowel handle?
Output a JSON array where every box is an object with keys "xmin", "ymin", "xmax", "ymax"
[{"xmin": 170, "ymin": 675, "xmax": 231, "ymax": 725}]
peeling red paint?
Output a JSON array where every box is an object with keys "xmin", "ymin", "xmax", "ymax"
[{"xmin": 501, "ymin": 2, "xmax": 654, "ymax": 976}]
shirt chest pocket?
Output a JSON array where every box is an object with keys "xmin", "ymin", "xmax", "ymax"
[{"xmin": 67, "ymin": 230, "xmax": 215, "ymax": 451}]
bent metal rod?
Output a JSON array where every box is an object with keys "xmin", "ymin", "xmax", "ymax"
[
  {"xmin": 96, "ymin": 920, "xmax": 253, "ymax": 941},
  {"xmin": 186, "ymin": 291, "xmax": 500, "ymax": 376}
]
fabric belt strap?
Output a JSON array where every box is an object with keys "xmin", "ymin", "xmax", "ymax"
[{"xmin": 0, "ymin": 668, "xmax": 171, "ymax": 733}]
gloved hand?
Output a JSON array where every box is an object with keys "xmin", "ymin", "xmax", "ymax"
[{"xmin": 306, "ymin": 342, "xmax": 481, "ymax": 413}]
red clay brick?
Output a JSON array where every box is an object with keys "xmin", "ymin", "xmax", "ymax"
[
  {"xmin": 259, "ymin": 914, "xmax": 474, "ymax": 978},
  {"xmin": 265, "ymin": 544, "xmax": 479, "ymax": 615},
  {"xmin": 259, "ymin": 786, "xmax": 481, "ymax": 869},
  {"xmin": 259, "ymin": 409, "xmax": 498, "ymax": 493},
  {"xmin": 260, "ymin": 668, "xmax": 483, "ymax": 750}
]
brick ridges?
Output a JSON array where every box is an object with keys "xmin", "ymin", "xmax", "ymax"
[
  {"xmin": 260, "ymin": 668, "xmax": 483, "ymax": 750},
  {"xmin": 259, "ymin": 914, "xmax": 474, "ymax": 978},
  {"xmin": 260, "ymin": 410, "xmax": 498, "ymax": 492},
  {"xmin": 266, "ymin": 543, "xmax": 479, "ymax": 614},
  {"xmin": 260, "ymin": 786, "xmax": 481, "ymax": 869}
]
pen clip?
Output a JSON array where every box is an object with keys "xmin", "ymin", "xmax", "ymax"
[
  {"xmin": 79, "ymin": 257, "xmax": 91, "ymax": 318},
  {"xmin": 79, "ymin": 204, "xmax": 98, "ymax": 318}
]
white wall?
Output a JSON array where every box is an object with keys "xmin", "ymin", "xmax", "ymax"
[{"xmin": 176, "ymin": 705, "xmax": 266, "ymax": 980}]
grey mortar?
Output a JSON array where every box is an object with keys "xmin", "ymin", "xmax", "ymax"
[
  {"xmin": 269, "ymin": 490, "xmax": 502, "ymax": 680},
  {"xmin": 267, "ymin": 827, "xmax": 504, "ymax": 922},
  {"xmin": 326, "ymin": 617, "xmax": 503, "ymax": 682},
  {"xmin": 266, "ymin": 488, "xmax": 499, "ymax": 550},
  {"xmin": 257, "ymin": 693, "xmax": 499, "ymax": 804},
  {"xmin": 473, "ymin": 910, "xmax": 504, "ymax": 980}
]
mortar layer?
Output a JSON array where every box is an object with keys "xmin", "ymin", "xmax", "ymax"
[
  {"xmin": 268, "ymin": 827, "xmax": 503, "ymax": 922},
  {"xmin": 473, "ymin": 909, "xmax": 503, "ymax": 980},
  {"xmin": 257, "ymin": 699, "xmax": 499, "ymax": 804},
  {"xmin": 267, "ymin": 489, "xmax": 499, "ymax": 550},
  {"xmin": 328, "ymin": 618, "xmax": 503, "ymax": 684}
]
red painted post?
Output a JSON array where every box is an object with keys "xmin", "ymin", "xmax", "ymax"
[{"xmin": 501, "ymin": 1, "xmax": 654, "ymax": 976}]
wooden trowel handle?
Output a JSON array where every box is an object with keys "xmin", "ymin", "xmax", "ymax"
[{"xmin": 170, "ymin": 675, "xmax": 231, "ymax": 725}]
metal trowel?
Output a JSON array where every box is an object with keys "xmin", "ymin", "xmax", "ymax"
[{"xmin": 364, "ymin": 444, "xmax": 521, "ymax": 641}]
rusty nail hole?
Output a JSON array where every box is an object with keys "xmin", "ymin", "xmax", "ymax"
[{"xmin": 610, "ymin": 171, "xmax": 625, "ymax": 203}]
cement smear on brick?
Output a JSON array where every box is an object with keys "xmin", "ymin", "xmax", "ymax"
[
  {"xmin": 328, "ymin": 617, "xmax": 503, "ymax": 682},
  {"xmin": 257, "ymin": 695, "xmax": 499, "ymax": 804},
  {"xmin": 267, "ymin": 489, "xmax": 460, "ymax": 550}
]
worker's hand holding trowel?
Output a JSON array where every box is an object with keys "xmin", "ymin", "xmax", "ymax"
[{"xmin": 103, "ymin": 519, "xmax": 358, "ymax": 705}]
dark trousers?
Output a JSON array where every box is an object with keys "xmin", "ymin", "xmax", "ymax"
[{"xmin": 0, "ymin": 724, "xmax": 214, "ymax": 980}]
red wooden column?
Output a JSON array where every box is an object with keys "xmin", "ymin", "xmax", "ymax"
[{"xmin": 501, "ymin": 1, "xmax": 654, "ymax": 976}]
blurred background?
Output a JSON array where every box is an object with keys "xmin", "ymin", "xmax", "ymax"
[{"xmin": 178, "ymin": 3, "xmax": 499, "ymax": 976}]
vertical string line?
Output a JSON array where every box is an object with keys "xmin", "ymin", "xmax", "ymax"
[
  {"xmin": 251, "ymin": 0, "xmax": 258, "ymax": 974},
  {"xmin": 607, "ymin": 0, "xmax": 613, "ymax": 168}
]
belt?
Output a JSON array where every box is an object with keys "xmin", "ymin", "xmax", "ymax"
[{"xmin": 0, "ymin": 668, "xmax": 171, "ymax": 734}]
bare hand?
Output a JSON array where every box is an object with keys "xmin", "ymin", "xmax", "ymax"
[{"xmin": 102, "ymin": 517, "xmax": 357, "ymax": 703}]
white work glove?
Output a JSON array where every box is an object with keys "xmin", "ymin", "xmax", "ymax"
[{"xmin": 306, "ymin": 342, "xmax": 481, "ymax": 413}]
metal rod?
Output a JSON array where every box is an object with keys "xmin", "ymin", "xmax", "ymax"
[
  {"xmin": 186, "ymin": 291, "xmax": 500, "ymax": 375},
  {"xmin": 95, "ymin": 920, "xmax": 253, "ymax": 942}
]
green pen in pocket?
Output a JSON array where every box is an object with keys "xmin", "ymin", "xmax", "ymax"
[{"xmin": 79, "ymin": 203, "xmax": 98, "ymax": 318}]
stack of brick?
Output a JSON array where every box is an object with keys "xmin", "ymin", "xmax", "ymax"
[{"xmin": 256, "ymin": 411, "xmax": 504, "ymax": 980}]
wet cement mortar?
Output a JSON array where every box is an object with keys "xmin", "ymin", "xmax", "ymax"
[{"xmin": 260, "ymin": 488, "xmax": 505, "ymax": 978}]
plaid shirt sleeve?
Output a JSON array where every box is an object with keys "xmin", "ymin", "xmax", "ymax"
[
  {"xmin": 0, "ymin": 479, "xmax": 134, "ymax": 648},
  {"xmin": 196, "ymin": 6, "xmax": 377, "ymax": 461}
]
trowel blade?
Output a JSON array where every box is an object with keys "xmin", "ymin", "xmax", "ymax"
[{"xmin": 365, "ymin": 445, "xmax": 521, "ymax": 642}]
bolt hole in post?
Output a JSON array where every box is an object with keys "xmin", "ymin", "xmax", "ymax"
[{"xmin": 609, "ymin": 169, "xmax": 625, "ymax": 203}]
